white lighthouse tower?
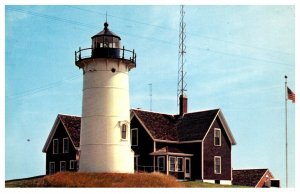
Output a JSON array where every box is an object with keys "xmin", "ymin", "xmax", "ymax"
[{"xmin": 75, "ymin": 22, "xmax": 136, "ymax": 173}]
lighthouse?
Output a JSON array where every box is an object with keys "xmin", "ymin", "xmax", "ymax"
[{"xmin": 75, "ymin": 22, "xmax": 136, "ymax": 173}]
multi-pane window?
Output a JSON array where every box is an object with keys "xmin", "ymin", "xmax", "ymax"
[
  {"xmin": 169, "ymin": 157, "xmax": 176, "ymax": 172},
  {"xmin": 70, "ymin": 160, "xmax": 76, "ymax": 170},
  {"xmin": 214, "ymin": 128, "xmax": 221, "ymax": 146},
  {"xmin": 177, "ymin": 157, "xmax": 183, "ymax": 172},
  {"xmin": 60, "ymin": 161, "xmax": 66, "ymax": 172},
  {"xmin": 214, "ymin": 156, "xmax": 221, "ymax": 174},
  {"xmin": 49, "ymin": 162, "xmax": 55, "ymax": 174},
  {"xmin": 121, "ymin": 124, "xmax": 127, "ymax": 140},
  {"xmin": 53, "ymin": 139, "xmax": 59, "ymax": 154},
  {"xmin": 131, "ymin": 128, "xmax": 138, "ymax": 146},
  {"xmin": 157, "ymin": 156, "xmax": 165, "ymax": 171},
  {"xmin": 63, "ymin": 138, "xmax": 69, "ymax": 153}
]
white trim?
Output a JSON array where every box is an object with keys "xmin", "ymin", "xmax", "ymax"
[
  {"xmin": 60, "ymin": 161, "xmax": 66, "ymax": 172},
  {"xmin": 177, "ymin": 157, "xmax": 184, "ymax": 172},
  {"xmin": 69, "ymin": 160, "xmax": 76, "ymax": 169},
  {"xmin": 166, "ymin": 155, "xmax": 169, "ymax": 175},
  {"xmin": 203, "ymin": 179, "xmax": 215, "ymax": 184},
  {"xmin": 157, "ymin": 156, "xmax": 165, "ymax": 171},
  {"xmin": 42, "ymin": 116, "xmax": 61, "ymax": 152},
  {"xmin": 214, "ymin": 156, "xmax": 222, "ymax": 174},
  {"xmin": 255, "ymin": 169, "xmax": 272, "ymax": 188},
  {"xmin": 49, "ymin": 162, "xmax": 55, "ymax": 174},
  {"xmin": 218, "ymin": 110, "xmax": 237, "ymax": 145},
  {"xmin": 150, "ymin": 152, "xmax": 193, "ymax": 157},
  {"xmin": 201, "ymin": 141, "xmax": 204, "ymax": 179},
  {"xmin": 214, "ymin": 128, "xmax": 221, "ymax": 146},
  {"xmin": 43, "ymin": 114, "xmax": 81, "ymax": 153},
  {"xmin": 121, "ymin": 123, "xmax": 128, "ymax": 140},
  {"xmin": 220, "ymin": 180, "xmax": 232, "ymax": 185},
  {"xmin": 202, "ymin": 110, "xmax": 219, "ymax": 141},
  {"xmin": 63, "ymin": 137, "xmax": 69, "ymax": 153},
  {"xmin": 131, "ymin": 111, "xmax": 155, "ymax": 140},
  {"xmin": 169, "ymin": 156, "xmax": 176, "ymax": 172},
  {"xmin": 53, "ymin": 139, "xmax": 59, "ymax": 154},
  {"xmin": 154, "ymin": 139, "xmax": 202, "ymax": 144},
  {"xmin": 131, "ymin": 128, "xmax": 138, "ymax": 146},
  {"xmin": 184, "ymin": 157, "xmax": 191, "ymax": 179},
  {"xmin": 153, "ymin": 141, "xmax": 156, "ymax": 171}
]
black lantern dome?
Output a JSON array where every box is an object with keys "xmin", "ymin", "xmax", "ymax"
[{"xmin": 91, "ymin": 22, "xmax": 121, "ymax": 58}]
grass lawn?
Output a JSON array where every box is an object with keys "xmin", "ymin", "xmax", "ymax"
[
  {"xmin": 5, "ymin": 172, "xmax": 249, "ymax": 188},
  {"xmin": 182, "ymin": 181, "xmax": 249, "ymax": 188}
]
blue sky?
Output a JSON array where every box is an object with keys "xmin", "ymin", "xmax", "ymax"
[{"xmin": 4, "ymin": 4, "xmax": 295, "ymax": 187}]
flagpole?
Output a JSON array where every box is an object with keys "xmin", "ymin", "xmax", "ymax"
[{"xmin": 284, "ymin": 75, "xmax": 288, "ymax": 188}]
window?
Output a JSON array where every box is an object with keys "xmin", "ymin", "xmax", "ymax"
[
  {"xmin": 70, "ymin": 160, "xmax": 76, "ymax": 170},
  {"xmin": 49, "ymin": 162, "xmax": 55, "ymax": 174},
  {"xmin": 214, "ymin": 128, "xmax": 221, "ymax": 146},
  {"xmin": 131, "ymin": 128, "xmax": 138, "ymax": 146},
  {"xmin": 169, "ymin": 157, "xmax": 176, "ymax": 172},
  {"xmin": 121, "ymin": 124, "xmax": 127, "ymax": 140},
  {"xmin": 63, "ymin": 138, "xmax": 69, "ymax": 153},
  {"xmin": 177, "ymin": 157, "xmax": 183, "ymax": 172},
  {"xmin": 157, "ymin": 156, "xmax": 165, "ymax": 171},
  {"xmin": 134, "ymin": 156, "xmax": 139, "ymax": 171},
  {"xmin": 214, "ymin": 156, "xmax": 221, "ymax": 174},
  {"xmin": 53, "ymin": 139, "xmax": 59, "ymax": 154},
  {"xmin": 60, "ymin": 161, "xmax": 66, "ymax": 172}
]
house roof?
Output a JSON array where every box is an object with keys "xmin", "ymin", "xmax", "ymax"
[
  {"xmin": 59, "ymin": 114, "xmax": 81, "ymax": 147},
  {"xmin": 150, "ymin": 146, "xmax": 193, "ymax": 156},
  {"xmin": 42, "ymin": 114, "xmax": 81, "ymax": 152},
  {"xmin": 232, "ymin": 169, "xmax": 273, "ymax": 187},
  {"xmin": 131, "ymin": 108, "xmax": 236, "ymax": 144}
]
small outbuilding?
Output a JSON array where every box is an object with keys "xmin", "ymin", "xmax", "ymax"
[{"xmin": 232, "ymin": 169, "xmax": 280, "ymax": 188}]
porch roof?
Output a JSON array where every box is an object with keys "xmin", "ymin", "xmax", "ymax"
[{"xmin": 150, "ymin": 146, "xmax": 193, "ymax": 157}]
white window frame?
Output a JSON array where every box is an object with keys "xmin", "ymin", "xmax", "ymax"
[
  {"xmin": 49, "ymin": 162, "xmax": 55, "ymax": 174},
  {"xmin": 53, "ymin": 139, "xmax": 59, "ymax": 154},
  {"xmin": 70, "ymin": 160, "xmax": 76, "ymax": 170},
  {"xmin": 63, "ymin": 137, "xmax": 69, "ymax": 153},
  {"xmin": 214, "ymin": 156, "xmax": 221, "ymax": 174},
  {"xmin": 121, "ymin": 124, "xmax": 127, "ymax": 140},
  {"xmin": 60, "ymin": 161, "xmax": 66, "ymax": 172},
  {"xmin": 169, "ymin": 156, "xmax": 176, "ymax": 172},
  {"xmin": 176, "ymin": 157, "xmax": 184, "ymax": 172},
  {"xmin": 131, "ymin": 128, "xmax": 138, "ymax": 146},
  {"xmin": 157, "ymin": 156, "xmax": 165, "ymax": 171},
  {"xmin": 214, "ymin": 128, "xmax": 221, "ymax": 146}
]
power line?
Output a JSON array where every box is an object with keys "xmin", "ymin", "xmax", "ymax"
[
  {"xmin": 6, "ymin": 7, "xmax": 294, "ymax": 69},
  {"xmin": 6, "ymin": 74, "xmax": 81, "ymax": 100}
]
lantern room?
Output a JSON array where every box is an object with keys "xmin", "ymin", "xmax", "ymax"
[{"xmin": 91, "ymin": 22, "xmax": 121, "ymax": 58}]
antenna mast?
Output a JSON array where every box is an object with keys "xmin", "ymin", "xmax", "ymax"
[{"xmin": 177, "ymin": 5, "xmax": 187, "ymax": 106}]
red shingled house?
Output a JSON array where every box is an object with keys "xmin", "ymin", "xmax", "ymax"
[
  {"xmin": 130, "ymin": 108, "xmax": 236, "ymax": 184},
  {"xmin": 42, "ymin": 114, "xmax": 80, "ymax": 175},
  {"xmin": 232, "ymin": 169, "xmax": 280, "ymax": 188},
  {"xmin": 42, "ymin": 101, "xmax": 237, "ymax": 184}
]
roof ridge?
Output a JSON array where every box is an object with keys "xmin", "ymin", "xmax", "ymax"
[
  {"xmin": 58, "ymin": 113, "xmax": 81, "ymax": 117},
  {"xmin": 131, "ymin": 108, "xmax": 175, "ymax": 117},
  {"xmin": 233, "ymin": 168, "xmax": 269, "ymax": 171}
]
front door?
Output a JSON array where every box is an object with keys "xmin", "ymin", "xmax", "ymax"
[{"xmin": 184, "ymin": 158, "xmax": 191, "ymax": 179}]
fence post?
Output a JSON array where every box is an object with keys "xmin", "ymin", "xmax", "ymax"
[{"xmin": 122, "ymin": 46, "xmax": 125, "ymax": 59}]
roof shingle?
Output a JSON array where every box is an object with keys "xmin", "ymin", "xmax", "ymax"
[
  {"xmin": 232, "ymin": 169, "xmax": 269, "ymax": 187},
  {"xmin": 59, "ymin": 114, "xmax": 81, "ymax": 147},
  {"xmin": 132, "ymin": 109, "xmax": 219, "ymax": 141}
]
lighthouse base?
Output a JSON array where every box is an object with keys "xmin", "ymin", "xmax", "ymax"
[{"xmin": 78, "ymin": 144, "xmax": 134, "ymax": 173}]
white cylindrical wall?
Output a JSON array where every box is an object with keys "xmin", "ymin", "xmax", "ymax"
[{"xmin": 79, "ymin": 58, "xmax": 134, "ymax": 173}]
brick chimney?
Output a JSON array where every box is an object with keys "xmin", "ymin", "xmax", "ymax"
[{"xmin": 179, "ymin": 94, "xmax": 188, "ymax": 115}]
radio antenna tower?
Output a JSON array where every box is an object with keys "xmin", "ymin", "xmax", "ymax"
[{"xmin": 177, "ymin": 5, "xmax": 187, "ymax": 106}]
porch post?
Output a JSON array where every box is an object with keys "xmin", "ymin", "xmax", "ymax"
[{"xmin": 166, "ymin": 155, "xmax": 169, "ymax": 175}]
